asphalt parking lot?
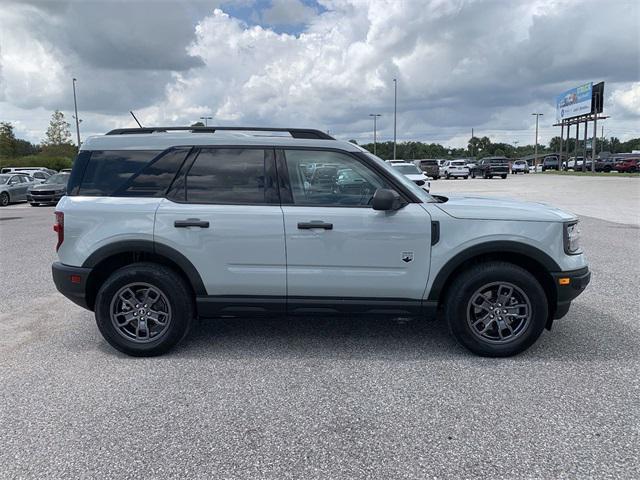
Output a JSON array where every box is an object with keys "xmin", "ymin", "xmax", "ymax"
[{"xmin": 1, "ymin": 174, "xmax": 639, "ymax": 479}]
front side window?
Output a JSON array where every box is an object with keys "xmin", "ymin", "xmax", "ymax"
[
  {"xmin": 184, "ymin": 148, "xmax": 268, "ymax": 204},
  {"xmin": 283, "ymin": 149, "xmax": 388, "ymax": 207}
]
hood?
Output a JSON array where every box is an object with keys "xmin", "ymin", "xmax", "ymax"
[
  {"xmin": 435, "ymin": 195, "xmax": 577, "ymax": 222},
  {"xmin": 29, "ymin": 183, "xmax": 67, "ymax": 191}
]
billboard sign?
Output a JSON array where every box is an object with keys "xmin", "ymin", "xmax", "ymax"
[{"xmin": 556, "ymin": 82, "xmax": 593, "ymax": 122}]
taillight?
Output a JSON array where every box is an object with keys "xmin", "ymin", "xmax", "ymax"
[{"xmin": 53, "ymin": 211, "xmax": 64, "ymax": 251}]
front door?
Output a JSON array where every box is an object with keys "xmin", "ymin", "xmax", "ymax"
[{"xmin": 278, "ymin": 149, "xmax": 432, "ymax": 315}]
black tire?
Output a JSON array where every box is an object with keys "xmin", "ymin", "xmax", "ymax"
[
  {"xmin": 501, "ymin": 174, "xmax": 507, "ymax": 179},
  {"xmin": 471, "ymin": 172, "xmax": 476, "ymax": 179},
  {"xmin": 30, "ymin": 202, "xmax": 39, "ymax": 207},
  {"xmin": 95, "ymin": 262, "xmax": 194, "ymax": 356},
  {"xmin": 444, "ymin": 262, "xmax": 548, "ymax": 357},
  {"xmin": 0, "ymin": 192, "xmax": 9, "ymax": 207},
  {"xmin": 464, "ymin": 176, "xmax": 468, "ymax": 179}
]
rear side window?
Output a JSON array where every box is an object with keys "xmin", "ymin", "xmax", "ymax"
[
  {"xmin": 118, "ymin": 148, "xmax": 190, "ymax": 197},
  {"xmin": 77, "ymin": 150, "xmax": 162, "ymax": 196},
  {"xmin": 183, "ymin": 148, "xmax": 269, "ymax": 204}
]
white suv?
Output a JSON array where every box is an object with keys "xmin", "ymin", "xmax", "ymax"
[
  {"xmin": 439, "ymin": 160, "xmax": 469, "ymax": 179},
  {"xmin": 52, "ymin": 126, "xmax": 590, "ymax": 357}
]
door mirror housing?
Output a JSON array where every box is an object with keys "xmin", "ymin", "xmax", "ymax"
[{"xmin": 372, "ymin": 188, "xmax": 404, "ymax": 211}]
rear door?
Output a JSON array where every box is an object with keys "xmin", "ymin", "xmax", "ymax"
[
  {"xmin": 154, "ymin": 147, "xmax": 286, "ymax": 316},
  {"xmin": 278, "ymin": 149, "xmax": 431, "ymax": 315}
]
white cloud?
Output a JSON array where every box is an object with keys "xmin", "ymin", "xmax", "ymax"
[{"xmin": 0, "ymin": 0, "xmax": 638, "ymax": 147}]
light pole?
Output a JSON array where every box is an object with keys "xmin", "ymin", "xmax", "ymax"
[
  {"xmin": 531, "ymin": 113, "xmax": 543, "ymax": 173},
  {"xmin": 200, "ymin": 116, "xmax": 213, "ymax": 126},
  {"xmin": 72, "ymin": 78, "xmax": 81, "ymax": 147},
  {"xmin": 393, "ymin": 78, "xmax": 397, "ymax": 160},
  {"xmin": 369, "ymin": 114, "xmax": 381, "ymax": 155}
]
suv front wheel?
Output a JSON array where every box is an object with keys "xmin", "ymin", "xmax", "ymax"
[
  {"xmin": 445, "ymin": 262, "xmax": 547, "ymax": 357},
  {"xmin": 95, "ymin": 262, "xmax": 194, "ymax": 356}
]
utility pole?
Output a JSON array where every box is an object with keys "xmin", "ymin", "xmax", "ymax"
[
  {"xmin": 575, "ymin": 121, "xmax": 580, "ymax": 169},
  {"xmin": 582, "ymin": 117, "xmax": 588, "ymax": 172},
  {"xmin": 72, "ymin": 78, "xmax": 81, "ymax": 147},
  {"xmin": 531, "ymin": 113, "xmax": 543, "ymax": 173},
  {"xmin": 200, "ymin": 116, "xmax": 213, "ymax": 126},
  {"xmin": 559, "ymin": 121, "xmax": 564, "ymax": 168},
  {"xmin": 591, "ymin": 93, "xmax": 598, "ymax": 172},
  {"xmin": 393, "ymin": 78, "xmax": 397, "ymax": 160},
  {"xmin": 471, "ymin": 127, "xmax": 474, "ymax": 157},
  {"xmin": 369, "ymin": 114, "xmax": 381, "ymax": 155}
]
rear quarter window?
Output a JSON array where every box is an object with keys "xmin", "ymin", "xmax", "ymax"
[{"xmin": 72, "ymin": 149, "xmax": 188, "ymax": 197}]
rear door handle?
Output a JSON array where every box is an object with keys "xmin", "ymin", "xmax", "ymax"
[
  {"xmin": 174, "ymin": 218, "xmax": 210, "ymax": 228},
  {"xmin": 297, "ymin": 221, "xmax": 333, "ymax": 230}
]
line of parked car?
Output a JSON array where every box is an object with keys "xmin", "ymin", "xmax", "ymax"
[
  {"xmin": 0, "ymin": 166, "xmax": 71, "ymax": 207},
  {"xmin": 540, "ymin": 154, "xmax": 639, "ymax": 173}
]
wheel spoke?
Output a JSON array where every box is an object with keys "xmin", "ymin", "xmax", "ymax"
[
  {"xmin": 118, "ymin": 289, "xmax": 138, "ymax": 309},
  {"xmin": 497, "ymin": 284, "xmax": 514, "ymax": 306},
  {"xmin": 136, "ymin": 318, "xmax": 150, "ymax": 340},
  {"xmin": 141, "ymin": 287, "xmax": 161, "ymax": 307},
  {"xmin": 146, "ymin": 309, "xmax": 168, "ymax": 326},
  {"xmin": 478, "ymin": 318, "xmax": 496, "ymax": 334},
  {"xmin": 114, "ymin": 311, "xmax": 136, "ymax": 327},
  {"xmin": 471, "ymin": 293, "xmax": 493, "ymax": 312}
]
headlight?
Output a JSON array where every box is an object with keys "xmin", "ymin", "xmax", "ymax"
[{"xmin": 564, "ymin": 222, "xmax": 581, "ymax": 254}]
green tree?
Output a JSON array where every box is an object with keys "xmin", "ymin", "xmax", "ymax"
[
  {"xmin": 0, "ymin": 122, "xmax": 17, "ymax": 157},
  {"xmin": 609, "ymin": 137, "xmax": 621, "ymax": 153},
  {"xmin": 43, "ymin": 110, "xmax": 73, "ymax": 146},
  {"xmin": 191, "ymin": 121, "xmax": 205, "ymax": 127},
  {"xmin": 42, "ymin": 110, "xmax": 76, "ymax": 157}
]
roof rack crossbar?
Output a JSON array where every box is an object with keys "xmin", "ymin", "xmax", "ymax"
[{"xmin": 105, "ymin": 126, "xmax": 335, "ymax": 140}]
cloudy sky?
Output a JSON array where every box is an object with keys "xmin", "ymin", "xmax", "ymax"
[{"xmin": 1, "ymin": 0, "xmax": 638, "ymax": 148}]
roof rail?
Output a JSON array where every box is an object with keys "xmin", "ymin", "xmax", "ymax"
[{"xmin": 105, "ymin": 126, "xmax": 335, "ymax": 140}]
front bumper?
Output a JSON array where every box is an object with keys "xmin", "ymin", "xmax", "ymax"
[
  {"xmin": 52, "ymin": 262, "xmax": 93, "ymax": 310},
  {"xmin": 551, "ymin": 266, "xmax": 591, "ymax": 319},
  {"xmin": 27, "ymin": 193, "xmax": 64, "ymax": 203}
]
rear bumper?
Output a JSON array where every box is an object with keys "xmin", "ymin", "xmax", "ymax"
[
  {"xmin": 551, "ymin": 266, "xmax": 591, "ymax": 319},
  {"xmin": 52, "ymin": 262, "xmax": 93, "ymax": 311}
]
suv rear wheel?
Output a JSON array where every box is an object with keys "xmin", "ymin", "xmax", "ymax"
[
  {"xmin": 95, "ymin": 262, "xmax": 194, "ymax": 356},
  {"xmin": 444, "ymin": 262, "xmax": 547, "ymax": 357}
]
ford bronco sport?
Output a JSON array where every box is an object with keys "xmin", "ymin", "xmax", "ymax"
[{"xmin": 52, "ymin": 126, "xmax": 590, "ymax": 357}]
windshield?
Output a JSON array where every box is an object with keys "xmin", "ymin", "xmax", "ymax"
[
  {"xmin": 451, "ymin": 161, "xmax": 466, "ymax": 166},
  {"xmin": 360, "ymin": 150, "xmax": 434, "ymax": 203},
  {"xmin": 393, "ymin": 164, "xmax": 421, "ymax": 174},
  {"xmin": 44, "ymin": 173, "xmax": 70, "ymax": 184},
  {"xmin": 0, "ymin": 175, "xmax": 10, "ymax": 185}
]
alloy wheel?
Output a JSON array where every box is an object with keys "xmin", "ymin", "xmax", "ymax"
[
  {"xmin": 109, "ymin": 282, "xmax": 172, "ymax": 343},
  {"xmin": 466, "ymin": 281, "xmax": 532, "ymax": 344}
]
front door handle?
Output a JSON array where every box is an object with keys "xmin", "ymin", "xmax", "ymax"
[
  {"xmin": 297, "ymin": 221, "xmax": 333, "ymax": 230},
  {"xmin": 174, "ymin": 218, "xmax": 210, "ymax": 228}
]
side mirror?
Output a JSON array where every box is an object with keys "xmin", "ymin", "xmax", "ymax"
[{"xmin": 372, "ymin": 188, "xmax": 404, "ymax": 211}]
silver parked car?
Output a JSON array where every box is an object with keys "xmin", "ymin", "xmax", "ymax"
[
  {"xmin": 27, "ymin": 172, "xmax": 70, "ymax": 206},
  {"xmin": 0, "ymin": 173, "xmax": 35, "ymax": 206}
]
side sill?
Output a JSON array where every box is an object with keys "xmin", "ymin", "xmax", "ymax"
[{"xmin": 196, "ymin": 296, "xmax": 434, "ymax": 319}]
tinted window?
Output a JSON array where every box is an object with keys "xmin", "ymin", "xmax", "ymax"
[
  {"xmin": 284, "ymin": 149, "xmax": 388, "ymax": 206},
  {"xmin": 185, "ymin": 148, "xmax": 267, "ymax": 204},
  {"xmin": 119, "ymin": 148, "xmax": 190, "ymax": 197},
  {"xmin": 78, "ymin": 150, "xmax": 162, "ymax": 196}
]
